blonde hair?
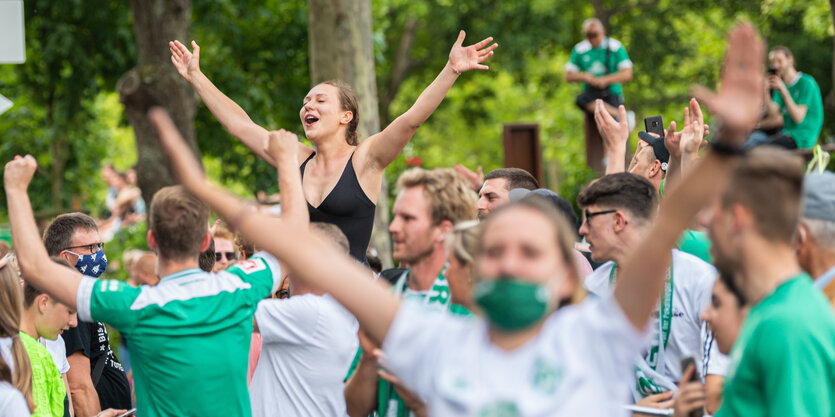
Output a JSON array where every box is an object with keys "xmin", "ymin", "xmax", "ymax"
[
  {"xmin": 396, "ymin": 168, "xmax": 478, "ymax": 225},
  {"xmin": 0, "ymin": 260, "xmax": 35, "ymax": 412},
  {"xmin": 447, "ymin": 221, "xmax": 481, "ymax": 283}
]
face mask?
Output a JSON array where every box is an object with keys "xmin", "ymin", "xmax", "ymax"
[
  {"xmin": 473, "ymin": 276, "xmax": 553, "ymax": 331},
  {"xmin": 67, "ymin": 249, "xmax": 108, "ymax": 278}
]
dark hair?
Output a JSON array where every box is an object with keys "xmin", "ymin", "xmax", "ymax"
[
  {"xmin": 366, "ymin": 251, "xmax": 382, "ymax": 274},
  {"xmin": 149, "ymin": 186, "xmax": 210, "ymax": 260},
  {"xmin": 323, "ymin": 80, "xmax": 359, "ymax": 146},
  {"xmin": 199, "ymin": 237, "xmax": 216, "ymax": 272},
  {"xmin": 43, "ymin": 213, "xmax": 99, "ymax": 256},
  {"xmin": 721, "ymin": 147, "xmax": 804, "ymax": 244},
  {"xmin": 770, "ymin": 46, "xmax": 793, "ymax": 60},
  {"xmin": 717, "ymin": 269, "xmax": 746, "ymax": 307},
  {"xmin": 484, "ymin": 168, "xmax": 539, "ymax": 191},
  {"xmin": 24, "ymin": 257, "xmax": 73, "ymax": 307},
  {"xmin": 522, "ymin": 190, "xmax": 579, "ymax": 237},
  {"xmin": 577, "ymin": 173, "xmax": 658, "ymax": 224}
]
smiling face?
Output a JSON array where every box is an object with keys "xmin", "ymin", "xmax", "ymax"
[
  {"xmin": 478, "ymin": 206, "xmax": 575, "ymax": 303},
  {"xmin": 700, "ymin": 278, "xmax": 746, "ymax": 355},
  {"xmin": 300, "ymin": 83, "xmax": 353, "ymax": 144}
]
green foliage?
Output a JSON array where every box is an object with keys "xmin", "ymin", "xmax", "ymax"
[{"xmin": 102, "ymin": 221, "xmax": 149, "ymax": 281}]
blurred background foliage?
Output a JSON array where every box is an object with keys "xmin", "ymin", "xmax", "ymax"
[{"xmin": 0, "ymin": 0, "xmax": 833, "ymax": 232}]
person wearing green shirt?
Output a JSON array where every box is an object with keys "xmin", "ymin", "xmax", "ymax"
[
  {"xmin": 708, "ymin": 148, "xmax": 835, "ymax": 417},
  {"xmin": 749, "ymin": 46, "xmax": 823, "ymax": 149},
  {"xmin": 565, "ymin": 17, "xmax": 633, "ymax": 118}
]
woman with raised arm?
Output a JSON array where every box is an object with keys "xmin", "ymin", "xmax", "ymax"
[
  {"xmin": 170, "ymin": 32, "xmax": 496, "ymax": 262},
  {"xmin": 154, "ymin": 22, "xmax": 762, "ymax": 416}
]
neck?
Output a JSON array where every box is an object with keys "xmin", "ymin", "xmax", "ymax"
[
  {"xmin": 157, "ymin": 256, "xmax": 200, "ymax": 279},
  {"xmin": 488, "ymin": 320, "xmax": 545, "ymax": 351},
  {"xmin": 20, "ymin": 310, "xmax": 38, "ymax": 339},
  {"xmin": 807, "ymin": 247, "xmax": 835, "ymax": 280},
  {"xmin": 407, "ymin": 246, "xmax": 447, "ymax": 291},
  {"xmin": 739, "ymin": 238, "xmax": 802, "ymax": 303},
  {"xmin": 782, "ymin": 67, "xmax": 799, "ymax": 83},
  {"xmin": 311, "ymin": 136, "xmax": 353, "ymax": 162}
]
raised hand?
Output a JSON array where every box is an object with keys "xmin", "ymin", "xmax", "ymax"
[
  {"xmin": 448, "ymin": 31, "xmax": 497, "ymax": 74},
  {"xmin": 693, "ymin": 23, "xmax": 765, "ymax": 144},
  {"xmin": 169, "ymin": 40, "xmax": 201, "ymax": 82},
  {"xmin": 453, "ymin": 164, "xmax": 484, "ymax": 191},
  {"xmin": 663, "ymin": 121, "xmax": 681, "ymax": 160},
  {"xmin": 3, "ymin": 155, "xmax": 37, "ymax": 192},
  {"xmin": 148, "ymin": 108, "xmax": 207, "ymax": 190},
  {"xmin": 680, "ymin": 108, "xmax": 705, "ymax": 155},
  {"xmin": 595, "ymin": 100, "xmax": 628, "ymax": 152},
  {"xmin": 263, "ymin": 129, "xmax": 300, "ymax": 164}
]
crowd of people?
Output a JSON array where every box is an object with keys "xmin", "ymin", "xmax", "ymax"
[{"xmin": 0, "ymin": 21, "xmax": 833, "ymax": 417}]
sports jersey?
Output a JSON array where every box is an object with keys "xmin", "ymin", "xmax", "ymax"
[
  {"xmin": 20, "ymin": 332, "xmax": 65, "ymax": 417},
  {"xmin": 250, "ymin": 294, "xmax": 359, "ymax": 417},
  {"xmin": 76, "ymin": 252, "xmax": 281, "ymax": 417},
  {"xmin": 383, "ymin": 295, "xmax": 645, "ymax": 416},
  {"xmin": 773, "ymin": 72, "xmax": 823, "ymax": 149},
  {"xmin": 717, "ymin": 274, "xmax": 835, "ymax": 417},
  {"xmin": 584, "ymin": 250, "xmax": 727, "ymax": 399},
  {"xmin": 566, "ymin": 37, "xmax": 632, "ymax": 97}
]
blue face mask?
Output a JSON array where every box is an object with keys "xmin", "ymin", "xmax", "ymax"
[{"xmin": 67, "ymin": 249, "xmax": 108, "ymax": 278}]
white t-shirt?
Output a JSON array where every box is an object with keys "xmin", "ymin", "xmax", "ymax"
[
  {"xmin": 0, "ymin": 381, "xmax": 30, "ymax": 417},
  {"xmin": 0, "ymin": 337, "xmax": 12, "ymax": 372},
  {"xmin": 584, "ymin": 249, "xmax": 728, "ymax": 397},
  {"xmin": 39, "ymin": 336, "xmax": 70, "ymax": 374},
  {"xmin": 382, "ymin": 296, "xmax": 647, "ymax": 417},
  {"xmin": 250, "ymin": 293, "xmax": 359, "ymax": 417}
]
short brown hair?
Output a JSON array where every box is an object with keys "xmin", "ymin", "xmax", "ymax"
[
  {"xmin": 323, "ymin": 81, "xmax": 359, "ymax": 146},
  {"xmin": 396, "ymin": 168, "xmax": 478, "ymax": 225},
  {"xmin": 722, "ymin": 148, "xmax": 804, "ymax": 244},
  {"xmin": 43, "ymin": 213, "xmax": 99, "ymax": 256},
  {"xmin": 311, "ymin": 222, "xmax": 350, "ymax": 254},
  {"xmin": 484, "ymin": 168, "xmax": 539, "ymax": 191},
  {"xmin": 577, "ymin": 173, "xmax": 658, "ymax": 224},
  {"xmin": 149, "ymin": 186, "xmax": 210, "ymax": 260}
]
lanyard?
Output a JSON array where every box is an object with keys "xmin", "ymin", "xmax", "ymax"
[{"xmin": 609, "ymin": 260, "xmax": 674, "ymax": 368}]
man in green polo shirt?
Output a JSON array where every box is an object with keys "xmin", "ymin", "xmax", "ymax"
[
  {"xmin": 5, "ymin": 156, "xmax": 282, "ymax": 417},
  {"xmin": 707, "ymin": 148, "xmax": 835, "ymax": 417},
  {"xmin": 750, "ymin": 46, "xmax": 823, "ymax": 149},
  {"xmin": 565, "ymin": 17, "xmax": 633, "ymax": 118}
]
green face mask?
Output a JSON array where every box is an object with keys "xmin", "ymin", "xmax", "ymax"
[{"xmin": 473, "ymin": 277, "xmax": 553, "ymax": 331}]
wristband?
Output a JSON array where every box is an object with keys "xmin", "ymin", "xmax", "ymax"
[{"xmin": 710, "ymin": 140, "xmax": 747, "ymax": 156}]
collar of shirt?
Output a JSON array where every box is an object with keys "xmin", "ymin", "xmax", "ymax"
[{"xmin": 814, "ymin": 264, "xmax": 835, "ymax": 291}]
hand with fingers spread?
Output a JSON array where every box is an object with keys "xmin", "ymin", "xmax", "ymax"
[
  {"xmin": 169, "ymin": 40, "xmax": 201, "ymax": 82},
  {"xmin": 448, "ymin": 31, "xmax": 497, "ymax": 74},
  {"xmin": 148, "ymin": 107, "xmax": 207, "ymax": 191},
  {"xmin": 453, "ymin": 164, "xmax": 484, "ymax": 192},
  {"xmin": 3, "ymin": 155, "xmax": 38, "ymax": 192},
  {"xmin": 672, "ymin": 364, "xmax": 706, "ymax": 417},
  {"xmin": 595, "ymin": 100, "xmax": 629, "ymax": 153},
  {"xmin": 680, "ymin": 108, "xmax": 706, "ymax": 156},
  {"xmin": 692, "ymin": 23, "xmax": 765, "ymax": 143}
]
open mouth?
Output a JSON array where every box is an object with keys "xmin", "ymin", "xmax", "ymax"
[{"xmin": 304, "ymin": 115, "xmax": 319, "ymax": 127}]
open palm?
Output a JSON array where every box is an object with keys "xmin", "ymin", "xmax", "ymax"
[
  {"xmin": 169, "ymin": 40, "xmax": 201, "ymax": 82},
  {"xmin": 448, "ymin": 30, "xmax": 498, "ymax": 73}
]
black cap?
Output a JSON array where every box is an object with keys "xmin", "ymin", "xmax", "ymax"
[{"xmin": 637, "ymin": 131, "xmax": 670, "ymax": 164}]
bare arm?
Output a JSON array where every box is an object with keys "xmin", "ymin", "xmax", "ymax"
[
  {"xmin": 565, "ymin": 70, "xmax": 592, "ymax": 83},
  {"xmin": 597, "ymin": 67, "xmax": 633, "ymax": 86},
  {"xmin": 150, "ymin": 109, "xmax": 399, "ymax": 345},
  {"xmin": 361, "ymin": 31, "xmax": 497, "ymax": 170},
  {"xmin": 170, "ymin": 40, "xmax": 310, "ymax": 166},
  {"xmin": 757, "ymin": 96, "xmax": 784, "ymax": 130},
  {"xmin": 345, "ymin": 331, "xmax": 381, "ymax": 417},
  {"xmin": 704, "ymin": 374, "xmax": 724, "ymax": 415},
  {"xmin": 615, "ymin": 23, "xmax": 765, "ymax": 329},
  {"xmin": 67, "ymin": 352, "xmax": 101, "ymax": 416},
  {"xmin": 594, "ymin": 100, "xmax": 629, "ymax": 175},
  {"xmin": 770, "ymin": 75, "xmax": 807, "ymax": 124},
  {"xmin": 4, "ymin": 156, "xmax": 83, "ymax": 309}
]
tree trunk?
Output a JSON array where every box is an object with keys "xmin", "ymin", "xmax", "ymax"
[
  {"xmin": 826, "ymin": 0, "xmax": 835, "ymax": 115},
  {"xmin": 118, "ymin": 0, "xmax": 200, "ymax": 206},
  {"xmin": 308, "ymin": 0, "xmax": 393, "ymax": 268}
]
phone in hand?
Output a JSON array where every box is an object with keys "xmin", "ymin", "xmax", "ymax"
[
  {"xmin": 116, "ymin": 409, "xmax": 137, "ymax": 417},
  {"xmin": 644, "ymin": 115, "xmax": 664, "ymax": 137},
  {"xmin": 767, "ymin": 67, "xmax": 778, "ymax": 76},
  {"xmin": 680, "ymin": 357, "xmax": 703, "ymax": 417}
]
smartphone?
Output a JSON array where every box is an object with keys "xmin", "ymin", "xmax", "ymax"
[
  {"xmin": 644, "ymin": 115, "xmax": 664, "ymax": 137},
  {"xmin": 767, "ymin": 67, "xmax": 778, "ymax": 76},
  {"xmin": 116, "ymin": 409, "xmax": 137, "ymax": 417},
  {"xmin": 680, "ymin": 357, "xmax": 703, "ymax": 417}
]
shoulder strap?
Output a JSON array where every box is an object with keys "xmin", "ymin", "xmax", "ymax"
[
  {"xmin": 299, "ymin": 152, "xmax": 316, "ymax": 179},
  {"xmin": 91, "ymin": 353, "xmax": 106, "ymax": 387}
]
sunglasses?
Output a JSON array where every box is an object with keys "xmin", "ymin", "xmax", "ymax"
[
  {"xmin": 584, "ymin": 31, "xmax": 602, "ymax": 39},
  {"xmin": 216, "ymin": 251, "xmax": 238, "ymax": 262},
  {"xmin": 64, "ymin": 242, "xmax": 104, "ymax": 253}
]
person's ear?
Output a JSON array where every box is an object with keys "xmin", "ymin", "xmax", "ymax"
[
  {"xmin": 614, "ymin": 211, "xmax": 629, "ymax": 231},
  {"xmin": 199, "ymin": 232, "xmax": 211, "ymax": 252},
  {"xmin": 38, "ymin": 294, "xmax": 50, "ymax": 314},
  {"xmin": 340, "ymin": 111, "xmax": 354, "ymax": 125},
  {"xmin": 436, "ymin": 220, "xmax": 454, "ymax": 244},
  {"xmin": 147, "ymin": 230, "xmax": 158, "ymax": 252}
]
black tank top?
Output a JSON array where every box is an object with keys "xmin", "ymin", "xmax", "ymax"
[{"xmin": 300, "ymin": 152, "xmax": 376, "ymax": 263}]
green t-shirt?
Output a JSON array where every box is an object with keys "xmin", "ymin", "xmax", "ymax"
[
  {"xmin": 76, "ymin": 253, "xmax": 281, "ymax": 417},
  {"xmin": 677, "ymin": 229, "xmax": 712, "ymax": 264},
  {"xmin": 20, "ymin": 332, "xmax": 65, "ymax": 417},
  {"xmin": 717, "ymin": 274, "xmax": 835, "ymax": 417},
  {"xmin": 567, "ymin": 37, "xmax": 632, "ymax": 97},
  {"xmin": 773, "ymin": 73, "xmax": 823, "ymax": 149}
]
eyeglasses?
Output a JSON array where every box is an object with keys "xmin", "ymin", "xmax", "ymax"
[
  {"xmin": 216, "ymin": 251, "xmax": 238, "ymax": 262},
  {"xmin": 584, "ymin": 31, "xmax": 601, "ymax": 39},
  {"xmin": 584, "ymin": 209, "xmax": 617, "ymax": 226},
  {"xmin": 64, "ymin": 242, "xmax": 104, "ymax": 253}
]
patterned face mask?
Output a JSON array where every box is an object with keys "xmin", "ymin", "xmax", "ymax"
[{"xmin": 66, "ymin": 249, "xmax": 108, "ymax": 278}]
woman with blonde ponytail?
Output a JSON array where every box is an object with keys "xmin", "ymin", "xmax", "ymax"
[{"xmin": 0, "ymin": 255, "xmax": 34, "ymax": 415}]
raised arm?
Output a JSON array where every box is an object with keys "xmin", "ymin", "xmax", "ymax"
[
  {"xmin": 594, "ymin": 100, "xmax": 629, "ymax": 175},
  {"xmin": 170, "ymin": 40, "xmax": 306, "ymax": 166},
  {"xmin": 150, "ymin": 109, "xmax": 399, "ymax": 345},
  {"xmin": 263, "ymin": 129, "xmax": 307, "ymax": 226},
  {"xmin": 615, "ymin": 23, "xmax": 765, "ymax": 329},
  {"xmin": 4, "ymin": 156, "xmax": 83, "ymax": 309},
  {"xmin": 361, "ymin": 31, "xmax": 497, "ymax": 170}
]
